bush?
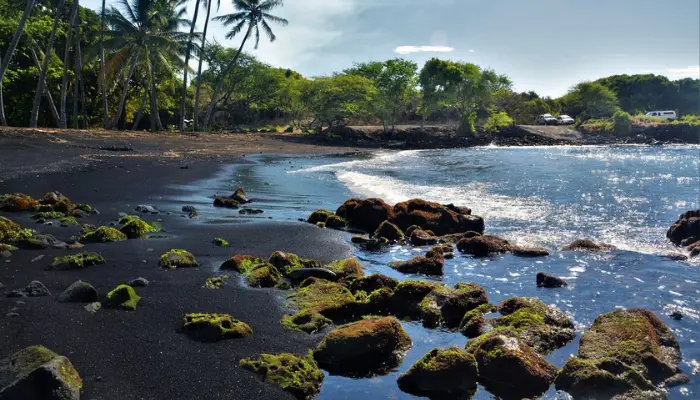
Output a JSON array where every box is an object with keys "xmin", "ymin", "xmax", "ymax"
[
  {"xmin": 483, "ymin": 111, "xmax": 514, "ymax": 134},
  {"xmin": 612, "ymin": 110, "xmax": 631, "ymax": 135},
  {"xmin": 673, "ymin": 115, "xmax": 700, "ymax": 126}
]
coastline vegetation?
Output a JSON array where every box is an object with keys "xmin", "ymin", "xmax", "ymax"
[{"xmin": 0, "ymin": 0, "xmax": 697, "ymax": 135}]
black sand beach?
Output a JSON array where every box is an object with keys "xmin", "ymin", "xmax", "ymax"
[{"xmin": 0, "ymin": 129, "xmax": 360, "ymax": 399}]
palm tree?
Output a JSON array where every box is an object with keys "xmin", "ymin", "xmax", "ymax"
[
  {"xmin": 29, "ymin": 0, "xmax": 68, "ymax": 128},
  {"xmin": 59, "ymin": 0, "xmax": 80, "ymax": 129},
  {"xmin": 201, "ymin": 0, "xmax": 287, "ymax": 131},
  {"xmin": 100, "ymin": 0, "xmax": 190, "ymax": 130},
  {"xmin": 192, "ymin": 0, "xmax": 220, "ymax": 131},
  {"xmin": 100, "ymin": 0, "xmax": 109, "ymax": 128},
  {"xmin": 0, "ymin": 0, "xmax": 36, "ymax": 126},
  {"xmin": 178, "ymin": 0, "xmax": 204, "ymax": 131}
]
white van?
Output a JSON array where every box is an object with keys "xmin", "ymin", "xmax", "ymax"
[{"xmin": 645, "ymin": 110, "xmax": 677, "ymax": 120}]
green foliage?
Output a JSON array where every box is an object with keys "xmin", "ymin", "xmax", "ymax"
[
  {"xmin": 561, "ymin": 81, "xmax": 619, "ymax": 120},
  {"xmin": 612, "ymin": 110, "xmax": 632, "ymax": 135},
  {"xmin": 484, "ymin": 111, "xmax": 514, "ymax": 133},
  {"xmin": 301, "ymin": 73, "xmax": 378, "ymax": 130}
]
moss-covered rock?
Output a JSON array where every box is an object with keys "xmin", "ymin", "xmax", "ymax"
[
  {"xmin": 15, "ymin": 233, "xmax": 65, "ymax": 250},
  {"xmin": 268, "ymin": 251, "xmax": 320, "ymax": 276},
  {"xmin": 467, "ymin": 332, "xmax": 557, "ymax": 399},
  {"xmin": 416, "ymin": 283, "xmax": 489, "ymax": 329},
  {"xmin": 240, "ymin": 352, "xmax": 324, "ymax": 400},
  {"xmin": 388, "ymin": 251, "xmax": 444, "ymax": 276},
  {"xmin": 325, "ymin": 258, "xmax": 364, "ymax": 280},
  {"xmin": 562, "ymin": 239, "xmax": 616, "ymax": 252},
  {"xmin": 0, "ymin": 345, "xmax": 82, "ymax": 400},
  {"xmin": 159, "ymin": 249, "xmax": 198, "ymax": 268},
  {"xmin": 51, "ymin": 252, "xmax": 106, "ymax": 270},
  {"xmin": 0, "ymin": 193, "xmax": 40, "ymax": 212},
  {"xmin": 389, "ymin": 280, "xmax": 442, "ymax": 319},
  {"xmin": 313, "ymin": 317, "xmax": 412, "ymax": 377},
  {"xmin": 80, "ymin": 226, "xmax": 127, "ymax": 243},
  {"xmin": 282, "ymin": 279, "xmax": 358, "ymax": 332},
  {"xmin": 397, "ymin": 347, "xmax": 478, "ymax": 399},
  {"xmin": 349, "ymin": 274, "xmax": 398, "ymax": 294},
  {"xmin": 457, "ymin": 235, "xmax": 513, "ymax": 257},
  {"xmin": 59, "ymin": 216, "xmax": 78, "ymax": 227},
  {"xmin": 182, "ymin": 313, "xmax": 252, "ymax": 342},
  {"xmin": 32, "ymin": 211, "xmax": 66, "ymax": 223},
  {"xmin": 306, "ymin": 209, "xmax": 334, "ymax": 225},
  {"xmin": 213, "ymin": 238, "xmax": 229, "ymax": 247},
  {"xmin": 392, "ymin": 199, "xmax": 484, "ymax": 236},
  {"xmin": 335, "ymin": 198, "xmax": 395, "ymax": 234},
  {"xmin": 0, "ymin": 216, "xmax": 33, "ymax": 244},
  {"xmin": 573, "ymin": 309, "xmax": 685, "ymax": 387},
  {"xmin": 119, "ymin": 217, "xmax": 157, "ymax": 239},
  {"xmin": 103, "ymin": 284, "xmax": 140, "ymax": 311},
  {"xmin": 281, "ymin": 311, "xmax": 333, "ymax": 334},
  {"xmin": 58, "ymin": 280, "xmax": 98, "ymax": 303},
  {"xmin": 325, "ymin": 214, "xmax": 347, "ymax": 228},
  {"xmin": 204, "ymin": 276, "xmax": 229, "ymax": 289},
  {"xmin": 490, "ymin": 297, "xmax": 575, "ymax": 353},
  {"xmin": 0, "ymin": 243, "xmax": 18, "ymax": 253},
  {"xmin": 459, "ymin": 303, "xmax": 496, "ymax": 338},
  {"xmin": 220, "ymin": 255, "xmax": 264, "ymax": 273},
  {"xmin": 246, "ymin": 265, "xmax": 282, "ymax": 288},
  {"xmin": 373, "ymin": 220, "xmax": 404, "ymax": 242},
  {"xmin": 536, "ymin": 272, "xmax": 568, "ymax": 288},
  {"xmin": 232, "ymin": 187, "xmax": 250, "ymax": 203}
]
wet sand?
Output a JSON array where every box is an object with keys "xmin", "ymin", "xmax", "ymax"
[{"xmin": 0, "ymin": 129, "xmax": 360, "ymax": 399}]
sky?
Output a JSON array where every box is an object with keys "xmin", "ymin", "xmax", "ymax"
[{"xmin": 83, "ymin": 0, "xmax": 700, "ymax": 97}]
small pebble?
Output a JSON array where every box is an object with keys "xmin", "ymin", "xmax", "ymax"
[
  {"xmin": 142, "ymin": 260, "xmax": 147, "ymax": 264},
  {"xmin": 31, "ymin": 255, "xmax": 45, "ymax": 263},
  {"xmin": 95, "ymin": 376, "xmax": 103, "ymax": 382},
  {"xmin": 6, "ymin": 312, "xmax": 19, "ymax": 318},
  {"xmin": 15, "ymin": 301, "xmax": 25, "ymax": 305},
  {"xmin": 180, "ymin": 165, "xmax": 189, "ymax": 169}
]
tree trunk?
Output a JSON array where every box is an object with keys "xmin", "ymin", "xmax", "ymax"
[
  {"xmin": 132, "ymin": 91, "xmax": 147, "ymax": 130},
  {"xmin": 202, "ymin": 24, "xmax": 251, "ymax": 131},
  {"xmin": 59, "ymin": 0, "xmax": 79, "ymax": 128},
  {"xmin": 72, "ymin": 31, "xmax": 80, "ymax": 129},
  {"xmin": 193, "ymin": 3, "xmax": 212, "ymax": 132},
  {"xmin": 28, "ymin": 46, "xmax": 60, "ymax": 126},
  {"xmin": 100, "ymin": 0, "xmax": 108, "ymax": 128},
  {"xmin": 149, "ymin": 54, "xmax": 161, "ymax": 131},
  {"xmin": 0, "ymin": 50, "xmax": 5, "ymax": 126},
  {"xmin": 77, "ymin": 36, "xmax": 88, "ymax": 128},
  {"xmin": 179, "ymin": 0, "xmax": 201, "ymax": 131},
  {"xmin": 111, "ymin": 49, "xmax": 141, "ymax": 129},
  {"xmin": 0, "ymin": 0, "xmax": 36, "ymax": 126},
  {"xmin": 29, "ymin": 0, "xmax": 67, "ymax": 128}
]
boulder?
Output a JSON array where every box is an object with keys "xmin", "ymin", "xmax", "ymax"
[
  {"xmin": 51, "ymin": 252, "xmax": 105, "ymax": 270},
  {"xmin": 119, "ymin": 217, "xmax": 156, "ymax": 239},
  {"xmin": 159, "ymin": 249, "xmax": 198, "ymax": 268},
  {"xmin": 349, "ymin": 274, "xmax": 398, "ymax": 294},
  {"xmin": 419, "ymin": 283, "xmax": 489, "ymax": 328},
  {"xmin": 288, "ymin": 268, "xmax": 338, "ymax": 282},
  {"xmin": 15, "ymin": 233, "xmax": 68, "ymax": 250},
  {"xmin": 240, "ymin": 352, "xmax": 324, "ymax": 400},
  {"xmin": 306, "ymin": 210, "xmax": 333, "ymax": 225},
  {"xmin": 313, "ymin": 317, "xmax": 412, "ymax": 377},
  {"xmin": 408, "ymin": 228, "xmax": 438, "ymax": 245},
  {"xmin": 268, "ymin": 251, "xmax": 320, "ymax": 276},
  {"xmin": 459, "ymin": 303, "xmax": 495, "ymax": 338},
  {"xmin": 335, "ymin": 198, "xmax": 394, "ymax": 234},
  {"xmin": 325, "ymin": 258, "xmax": 364, "ymax": 280},
  {"xmin": 182, "ymin": 313, "xmax": 252, "ymax": 342},
  {"xmin": 232, "ymin": 188, "xmax": 250, "ymax": 203},
  {"xmin": 135, "ymin": 205, "xmax": 159, "ymax": 214},
  {"xmin": 102, "ymin": 284, "xmax": 140, "ymax": 311},
  {"xmin": 58, "ymin": 281, "xmax": 98, "ymax": 303},
  {"xmin": 404, "ymin": 225, "xmax": 422, "ymax": 237},
  {"xmin": 373, "ymin": 221, "xmax": 404, "ymax": 242},
  {"xmin": 281, "ymin": 280, "xmax": 357, "ymax": 333},
  {"xmin": 688, "ymin": 240, "xmax": 700, "ymax": 258},
  {"xmin": 220, "ymin": 255, "xmax": 264, "ymax": 273},
  {"xmin": 213, "ymin": 197, "xmax": 239, "ymax": 208},
  {"xmin": 7, "ymin": 281, "xmax": 50, "ymax": 298},
  {"xmin": 389, "ymin": 251, "xmax": 443, "ymax": 276},
  {"xmin": 127, "ymin": 277, "xmax": 149, "ymax": 287},
  {"xmin": 324, "ymin": 214, "xmax": 347, "ymax": 228},
  {"xmin": 562, "ymin": 239, "xmax": 616, "ymax": 252},
  {"xmin": 239, "ymin": 209, "xmax": 264, "ymax": 215},
  {"xmin": 0, "ymin": 193, "xmax": 40, "ymax": 211},
  {"xmin": 350, "ymin": 236, "xmax": 387, "ymax": 250},
  {"xmin": 246, "ymin": 265, "xmax": 282, "ymax": 288},
  {"xmin": 80, "ymin": 226, "xmax": 127, "ymax": 243},
  {"xmin": 467, "ymin": 333, "xmax": 557, "ymax": 399},
  {"xmin": 536, "ymin": 272, "xmax": 568, "ymax": 288},
  {"xmin": 457, "ymin": 235, "xmax": 513, "ymax": 257},
  {"xmin": 0, "ymin": 346, "xmax": 82, "ymax": 400},
  {"xmin": 0, "ymin": 216, "xmax": 28, "ymax": 244},
  {"xmin": 392, "ymin": 199, "xmax": 484, "ymax": 236},
  {"xmin": 397, "ymin": 347, "xmax": 478, "ymax": 399},
  {"xmin": 666, "ymin": 209, "xmax": 700, "ymax": 246},
  {"xmin": 513, "ymin": 246, "xmax": 550, "ymax": 257}
]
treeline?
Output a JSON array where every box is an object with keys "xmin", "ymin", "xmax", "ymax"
[{"xmin": 1, "ymin": 0, "xmax": 698, "ymax": 133}]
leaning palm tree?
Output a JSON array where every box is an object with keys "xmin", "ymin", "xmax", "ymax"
[
  {"xmin": 192, "ymin": 0, "xmax": 220, "ymax": 131},
  {"xmin": 0, "ymin": 0, "xmax": 36, "ymax": 126},
  {"xmin": 178, "ymin": 0, "xmax": 206, "ymax": 131},
  {"xmin": 201, "ymin": 0, "xmax": 287, "ymax": 131},
  {"xmin": 99, "ymin": 0, "xmax": 190, "ymax": 130}
]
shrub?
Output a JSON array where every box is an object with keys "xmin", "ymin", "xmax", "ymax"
[
  {"xmin": 612, "ymin": 110, "xmax": 632, "ymax": 135},
  {"xmin": 484, "ymin": 111, "xmax": 514, "ymax": 134}
]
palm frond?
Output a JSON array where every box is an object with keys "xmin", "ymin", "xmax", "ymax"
[
  {"xmin": 213, "ymin": 12, "xmax": 248, "ymax": 25},
  {"xmin": 253, "ymin": 24, "xmax": 260, "ymax": 49},
  {"xmin": 258, "ymin": 0, "xmax": 284, "ymax": 12},
  {"xmin": 260, "ymin": 19, "xmax": 276, "ymax": 42},
  {"xmin": 223, "ymin": 19, "xmax": 247, "ymax": 39},
  {"xmin": 261, "ymin": 12, "xmax": 288, "ymax": 26}
]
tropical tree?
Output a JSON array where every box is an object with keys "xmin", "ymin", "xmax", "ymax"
[
  {"xmin": 201, "ymin": 0, "xmax": 288, "ymax": 131},
  {"xmin": 560, "ymin": 81, "xmax": 619, "ymax": 120},
  {"xmin": 301, "ymin": 74, "xmax": 377, "ymax": 130},
  {"xmin": 0, "ymin": 0, "xmax": 36, "ymax": 126},
  {"xmin": 100, "ymin": 0, "xmax": 190, "ymax": 130},
  {"xmin": 178, "ymin": 0, "xmax": 204, "ymax": 131},
  {"xmin": 59, "ymin": 0, "xmax": 80, "ymax": 128}
]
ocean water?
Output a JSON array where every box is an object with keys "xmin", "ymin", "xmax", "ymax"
[{"xmin": 170, "ymin": 145, "xmax": 700, "ymax": 399}]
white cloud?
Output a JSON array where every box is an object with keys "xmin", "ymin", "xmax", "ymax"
[
  {"xmin": 665, "ymin": 65, "xmax": 700, "ymax": 77},
  {"xmin": 468, "ymin": 49, "xmax": 476, "ymax": 53},
  {"xmin": 394, "ymin": 45, "xmax": 455, "ymax": 55}
]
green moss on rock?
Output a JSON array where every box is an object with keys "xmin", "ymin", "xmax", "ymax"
[
  {"xmin": 81, "ymin": 226, "xmax": 127, "ymax": 243},
  {"xmin": 213, "ymin": 238, "xmax": 229, "ymax": 247},
  {"xmin": 281, "ymin": 311, "xmax": 333, "ymax": 334},
  {"xmin": 282, "ymin": 279, "xmax": 358, "ymax": 333},
  {"xmin": 459, "ymin": 303, "xmax": 496, "ymax": 338},
  {"xmin": 246, "ymin": 265, "xmax": 282, "ymax": 288},
  {"xmin": 0, "ymin": 193, "xmax": 40, "ymax": 212},
  {"xmin": 103, "ymin": 284, "xmax": 140, "ymax": 311},
  {"xmin": 240, "ymin": 352, "xmax": 324, "ymax": 400},
  {"xmin": 397, "ymin": 347, "xmax": 478, "ymax": 398},
  {"xmin": 204, "ymin": 276, "xmax": 229, "ymax": 289},
  {"xmin": 313, "ymin": 316, "xmax": 412, "ymax": 377},
  {"xmin": 325, "ymin": 214, "xmax": 347, "ymax": 228},
  {"xmin": 32, "ymin": 211, "xmax": 66, "ymax": 222},
  {"xmin": 182, "ymin": 313, "xmax": 252, "ymax": 342},
  {"xmin": 159, "ymin": 249, "xmax": 198, "ymax": 268},
  {"xmin": 0, "ymin": 345, "xmax": 82, "ymax": 399},
  {"xmin": 326, "ymin": 258, "xmax": 364, "ymax": 280},
  {"xmin": 119, "ymin": 217, "xmax": 157, "ymax": 239},
  {"xmin": 59, "ymin": 216, "xmax": 78, "ymax": 227},
  {"xmin": 373, "ymin": 220, "xmax": 404, "ymax": 242},
  {"xmin": 51, "ymin": 252, "xmax": 106, "ymax": 270},
  {"xmin": 0, "ymin": 216, "xmax": 33, "ymax": 244},
  {"xmin": 0, "ymin": 243, "xmax": 18, "ymax": 253},
  {"xmin": 269, "ymin": 251, "xmax": 321, "ymax": 277},
  {"xmin": 307, "ymin": 209, "xmax": 334, "ymax": 225},
  {"xmin": 220, "ymin": 255, "xmax": 264, "ymax": 273}
]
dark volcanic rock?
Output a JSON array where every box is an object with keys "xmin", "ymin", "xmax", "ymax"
[
  {"xmin": 373, "ymin": 221, "xmax": 404, "ymax": 242},
  {"xmin": 389, "ymin": 249, "xmax": 444, "ymax": 276},
  {"xmin": 561, "ymin": 239, "xmax": 616, "ymax": 252},
  {"xmin": 392, "ymin": 199, "xmax": 484, "ymax": 236},
  {"xmin": 58, "ymin": 280, "xmax": 98, "ymax": 303},
  {"xmin": 239, "ymin": 208, "xmax": 264, "ymax": 215},
  {"xmin": 127, "ymin": 277, "xmax": 149, "ymax": 287},
  {"xmin": 0, "ymin": 345, "xmax": 82, "ymax": 400},
  {"xmin": 513, "ymin": 246, "xmax": 550, "ymax": 257},
  {"xmin": 667, "ymin": 209, "xmax": 700, "ymax": 246},
  {"xmin": 231, "ymin": 187, "xmax": 250, "ymax": 203},
  {"xmin": 457, "ymin": 235, "xmax": 513, "ymax": 257},
  {"xmin": 335, "ymin": 198, "xmax": 394, "ymax": 234},
  {"xmin": 288, "ymin": 268, "xmax": 338, "ymax": 282},
  {"xmin": 7, "ymin": 280, "xmax": 51, "ymax": 298},
  {"xmin": 408, "ymin": 228, "xmax": 438, "ymax": 245},
  {"xmin": 213, "ymin": 197, "xmax": 239, "ymax": 209},
  {"xmin": 536, "ymin": 272, "xmax": 568, "ymax": 288},
  {"xmin": 397, "ymin": 347, "xmax": 478, "ymax": 399}
]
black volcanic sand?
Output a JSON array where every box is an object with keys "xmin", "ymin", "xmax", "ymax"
[{"xmin": 0, "ymin": 155, "xmax": 355, "ymax": 399}]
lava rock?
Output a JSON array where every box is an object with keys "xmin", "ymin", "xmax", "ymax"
[
  {"xmin": 135, "ymin": 205, "xmax": 159, "ymax": 214},
  {"xmin": 127, "ymin": 277, "xmax": 149, "ymax": 287},
  {"xmin": 58, "ymin": 280, "xmax": 98, "ymax": 303},
  {"xmin": 0, "ymin": 346, "xmax": 82, "ymax": 399},
  {"xmin": 536, "ymin": 272, "xmax": 568, "ymax": 288}
]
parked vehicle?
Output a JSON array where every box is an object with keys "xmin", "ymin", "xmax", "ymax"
[
  {"xmin": 557, "ymin": 115, "xmax": 575, "ymax": 125},
  {"xmin": 645, "ymin": 110, "xmax": 677, "ymax": 120},
  {"xmin": 536, "ymin": 114, "xmax": 558, "ymax": 125}
]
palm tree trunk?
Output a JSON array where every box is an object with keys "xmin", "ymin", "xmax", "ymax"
[
  {"xmin": 29, "ymin": 0, "xmax": 67, "ymax": 128},
  {"xmin": 0, "ymin": 50, "xmax": 5, "ymax": 127},
  {"xmin": 179, "ymin": 0, "xmax": 201, "ymax": 132},
  {"xmin": 60, "ymin": 0, "xmax": 80, "ymax": 129},
  {"xmin": 77, "ymin": 39, "xmax": 88, "ymax": 128},
  {"xmin": 111, "ymin": 49, "xmax": 141, "ymax": 129},
  {"xmin": 0, "ymin": 0, "xmax": 36, "ymax": 126},
  {"xmin": 72, "ymin": 34, "xmax": 80, "ymax": 129},
  {"xmin": 202, "ymin": 26, "xmax": 251, "ymax": 131},
  {"xmin": 100, "ymin": 0, "xmax": 108, "ymax": 128},
  {"xmin": 149, "ymin": 54, "xmax": 159, "ymax": 131},
  {"xmin": 193, "ymin": 3, "xmax": 212, "ymax": 131},
  {"xmin": 28, "ymin": 46, "xmax": 60, "ymax": 126},
  {"xmin": 132, "ymin": 91, "xmax": 147, "ymax": 130}
]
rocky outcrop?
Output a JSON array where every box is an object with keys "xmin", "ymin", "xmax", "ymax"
[
  {"xmin": 335, "ymin": 198, "xmax": 395, "ymax": 234},
  {"xmin": 313, "ymin": 317, "xmax": 412, "ymax": 377},
  {"xmin": 325, "ymin": 258, "xmax": 364, "ymax": 281},
  {"xmin": 667, "ymin": 210, "xmax": 700, "ymax": 257},
  {"xmin": 389, "ymin": 248, "xmax": 444, "ymax": 276},
  {"xmin": 397, "ymin": 347, "xmax": 478, "ymax": 398},
  {"xmin": 58, "ymin": 281, "xmax": 98, "ymax": 303},
  {"xmin": 7, "ymin": 281, "xmax": 51, "ymax": 298},
  {"xmin": 457, "ymin": 235, "xmax": 513, "ymax": 257},
  {"xmin": 555, "ymin": 309, "xmax": 687, "ymax": 399},
  {"xmin": 182, "ymin": 313, "xmax": 252, "ymax": 342},
  {"xmin": 408, "ymin": 228, "xmax": 438, "ymax": 245},
  {"xmin": 159, "ymin": 249, "xmax": 198, "ymax": 268},
  {"xmin": 419, "ymin": 283, "xmax": 489, "ymax": 328},
  {"xmin": 373, "ymin": 221, "xmax": 404, "ymax": 242},
  {"xmin": 562, "ymin": 239, "xmax": 616, "ymax": 252},
  {"xmin": 467, "ymin": 333, "xmax": 558, "ymax": 399},
  {"xmin": 536, "ymin": 272, "xmax": 568, "ymax": 288},
  {"xmin": 392, "ymin": 199, "xmax": 484, "ymax": 236},
  {"xmin": 240, "ymin": 352, "xmax": 324, "ymax": 400},
  {"xmin": 0, "ymin": 346, "xmax": 82, "ymax": 400},
  {"xmin": 349, "ymin": 274, "xmax": 398, "ymax": 293},
  {"xmin": 213, "ymin": 197, "xmax": 239, "ymax": 208}
]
